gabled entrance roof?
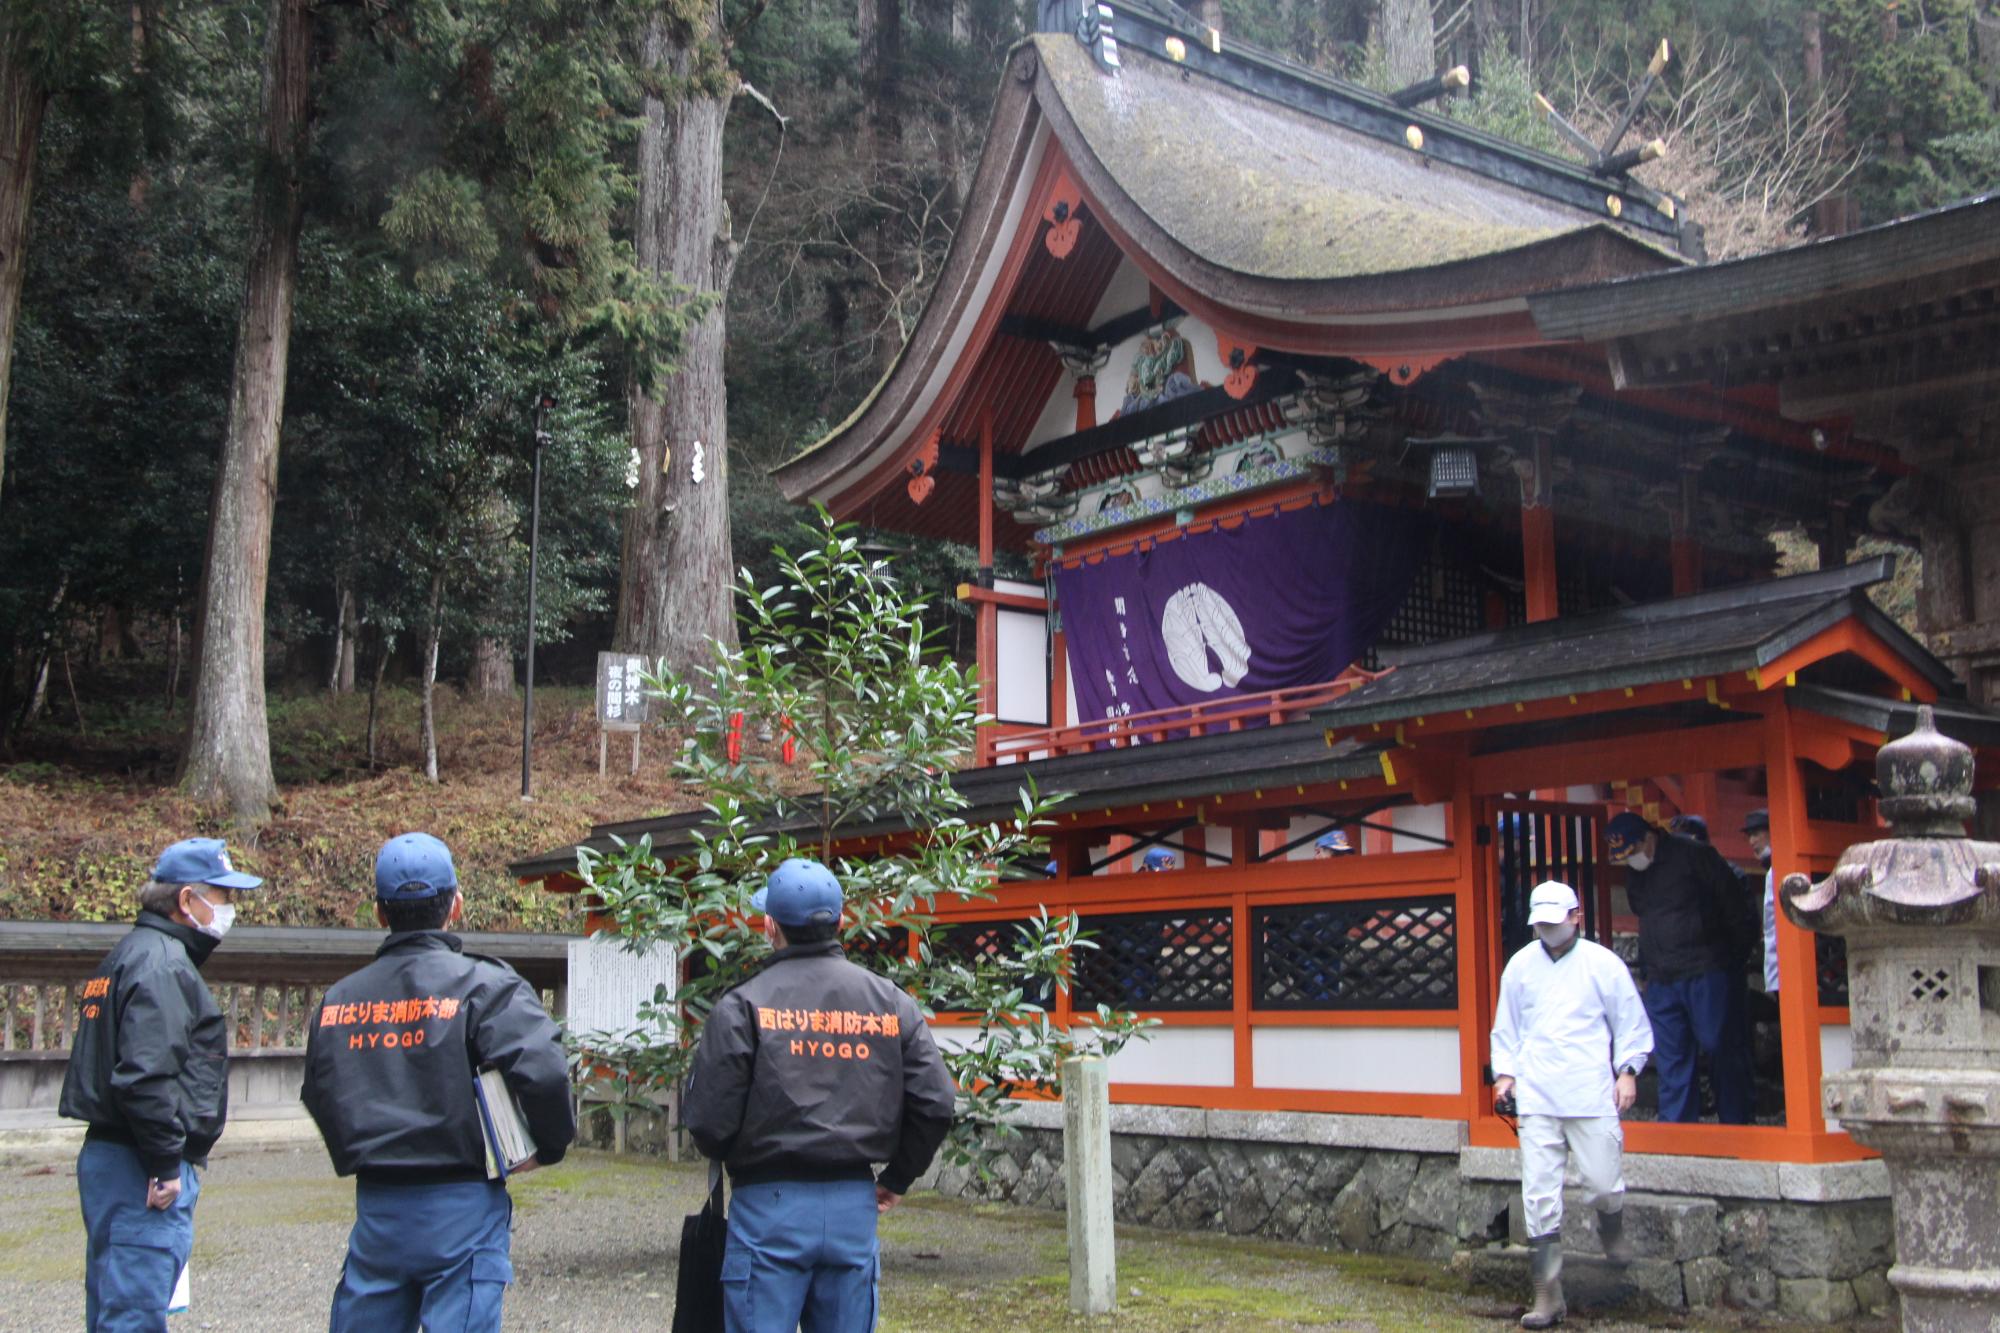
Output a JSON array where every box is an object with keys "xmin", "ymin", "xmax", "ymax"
[{"xmin": 1317, "ymin": 558, "xmax": 1953, "ymax": 734}]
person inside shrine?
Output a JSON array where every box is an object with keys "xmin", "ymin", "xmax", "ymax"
[
  {"xmin": 1315, "ymin": 829, "xmax": 1355, "ymax": 857},
  {"xmin": 1139, "ymin": 847, "xmax": 1176, "ymax": 872},
  {"xmin": 1605, "ymin": 812, "xmax": 1756, "ymax": 1124}
]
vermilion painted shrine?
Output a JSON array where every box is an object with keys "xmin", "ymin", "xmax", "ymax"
[{"xmin": 518, "ymin": 0, "xmax": 2000, "ymax": 1312}]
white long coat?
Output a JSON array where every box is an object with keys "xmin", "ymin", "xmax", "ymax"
[{"xmin": 1490, "ymin": 936, "xmax": 1654, "ymax": 1118}]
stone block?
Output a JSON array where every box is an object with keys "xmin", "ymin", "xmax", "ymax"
[
  {"xmin": 1362, "ymin": 1152, "xmax": 1420, "ymax": 1233},
  {"xmin": 1776, "ymin": 1158, "xmax": 1890, "ymax": 1203},
  {"xmin": 1849, "ymin": 1268, "xmax": 1893, "ymax": 1314},
  {"xmin": 1164, "ymin": 1164, "xmax": 1225, "ymax": 1231},
  {"xmin": 1624, "ymin": 1154, "xmax": 1782, "ymax": 1201},
  {"xmin": 1108, "ymin": 1103, "xmax": 1206, "ymax": 1139},
  {"xmin": 1122, "ymin": 1150, "xmax": 1184, "ymax": 1224},
  {"xmin": 1778, "ymin": 1276, "xmax": 1859, "ymax": 1323},
  {"xmin": 1304, "ymin": 1148, "xmax": 1362, "ymax": 1199},
  {"xmin": 1402, "ymin": 1156, "xmax": 1462, "ymax": 1233},
  {"xmin": 1332, "ymin": 1174, "xmax": 1376, "ymax": 1250},
  {"xmin": 1381, "ymin": 1222, "xmax": 1455, "ymax": 1264},
  {"xmin": 1206, "ymin": 1108, "xmax": 1464, "ymax": 1153},
  {"xmin": 1682, "ymin": 1256, "xmax": 1731, "ymax": 1309},
  {"xmin": 1726, "ymin": 1266, "xmax": 1778, "ymax": 1311},
  {"xmin": 1768, "ymin": 1202, "xmax": 1892, "ymax": 1281},
  {"xmin": 1454, "ymin": 1181, "xmax": 1512, "ymax": 1244},
  {"xmin": 1718, "ymin": 1203, "xmax": 1770, "ymax": 1264},
  {"xmin": 1559, "ymin": 1255, "xmax": 1684, "ymax": 1311},
  {"xmin": 1614, "ymin": 1192, "xmax": 1720, "ymax": 1262}
]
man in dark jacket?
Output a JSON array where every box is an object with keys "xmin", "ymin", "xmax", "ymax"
[
  {"xmin": 302, "ymin": 832, "xmax": 574, "ymax": 1333},
  {"xmin": 1606, "ymin": 812, "xmax": 1755, "ymax": 1123},
  {"xmin": 686, "ymin": 858, "xmax": 958, "ymax": 1333},
  {"xmin": 60, "ymin": 836, "xmax": 262, "ymax": 1332}
]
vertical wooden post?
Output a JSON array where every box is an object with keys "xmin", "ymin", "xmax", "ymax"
[
  {"xmin": 1449, "ymin": 743, "xmax": 1491, "ymax": 1122},
  {"xmin": 976, "ymin": 407, "xmax": 998, "ymax": 722},
  {"xmin": 1522, "ymin": 436, "xmax": 1559, "ymax": 623},
  {"xmin": 1231, "ymin": 824, "xmax": 1254, "ymax": 1095},
  {"xmin": 1764, "ymin": 698, "xmax": 1827, "ymax": 1139},
  {"xmin": 1063, "ymin": 1056, "xmax": 1117, "ymax": 1315},
  {"xmin": 251, "ymin": 983, "xmax": 266, "ymax": 1048},
  {"xmin": 1073, "ymin": 373, "xmax": 1097, "ymax": 433}
]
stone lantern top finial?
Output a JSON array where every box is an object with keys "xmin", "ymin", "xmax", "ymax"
[{"xmin": 1876, "ymin": 704, "xmax": 1976, "ymax": 836}]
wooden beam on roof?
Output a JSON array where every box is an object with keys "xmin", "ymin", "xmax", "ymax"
[
  {"xmin": 1017, "ymin": 369, "xmax": 1301, "ymax": 480},
  {"xmin": 998, "ymin": 299, "xmax": 1188, "ymax": 352}
]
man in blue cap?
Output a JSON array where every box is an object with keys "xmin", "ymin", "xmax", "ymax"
[
  {"xmin": 1605, "ymin": 811, "xmax": 1755, "ymax": 1123},
  {"xmin": 302, "ymin": 832, "xmax": 573, "ymax": 1333},
  {"xmin": 1139, "ymin": 846, "xmax": 1176, "ymax": 872},
  {"xmin": 686, "ymin": 857, "xmax": 957, "ymax": 1333},
  {"xmin": 60, "ymin": 837, "xmax": 262, "ymax": 1332},
  {"xmin": 1314, "ymin": 829, "xmax": 1354, "ymax": 857}
]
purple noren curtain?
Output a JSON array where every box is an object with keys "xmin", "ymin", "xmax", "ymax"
[{"xmin": 1053, "ymin": 499, "xmax": 1429, "ymax": 734}]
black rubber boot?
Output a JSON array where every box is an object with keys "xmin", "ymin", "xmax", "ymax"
[
  {"xmin": 1520, "ymin": 1231, "xmax": 1566, "ymax": 1329},
  {"xmin": 1597, "ymin": 1205, "xmax": 1631, "ymax": 1264}
]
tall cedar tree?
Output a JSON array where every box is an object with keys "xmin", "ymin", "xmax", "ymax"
[
  {"xmin": 613, "ymin": 1, "xmax": 741, "ymax": 671},
  {"xmin": 179, "ymin": 0, "xmax": 311, "ymax": 822}
]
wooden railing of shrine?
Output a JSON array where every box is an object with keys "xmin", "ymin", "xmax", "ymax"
[{"xmin": 979, "ymin": 666, "xmax": 1389, "ymax": 766}]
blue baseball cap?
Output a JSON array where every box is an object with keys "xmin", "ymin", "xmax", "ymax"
[
  {"xmin": 152, "ymin": 838, "xmax": 262, "ymax": 890},
  {"xmin": 1315, "ymin": 829, "xmax": 1352, "ymax": 852},
  {"xmin": 1141, "ymin": 847, "xmax": 1175, "ymax": 870},
  {"xmin": 1605, "ymin": 812, "xmax": 1652, "ymax": 863},
  {"xmin": 1667, "ymin": 813, "xmax": 1709, "ymax": 842},
  {"xmin": 375, "ymin": 833, "xmax": 458, "ymax": 901},
  {"xmin": 753, "ymin": 858, "xmax": 843, "ymax": 928}
]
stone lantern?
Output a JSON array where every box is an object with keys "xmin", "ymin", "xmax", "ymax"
[{"xmin": 1781, "ymin": 705, "xmax": 2000, "ymax": 1331}]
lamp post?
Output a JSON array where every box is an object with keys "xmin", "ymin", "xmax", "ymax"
[{"xmin": 521, "ymin": 392, "xmax": 556, "ymax": 801}]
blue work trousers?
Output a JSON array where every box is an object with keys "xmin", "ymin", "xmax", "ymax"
[
  {"xmin": 722, "ymin": 1178, "xmax": 879, "ymax": 1333},
  {"xmin": 78, "ymin": 1138, "xmax": 200, "ymax": 1333},
  {"xmin": 1645, "ymin": 966, "xmax": 1754, "ymax": 1124},
  {"xmin": 329, "ymin": 1178, "xmax": 513, "ymax": 1333}
]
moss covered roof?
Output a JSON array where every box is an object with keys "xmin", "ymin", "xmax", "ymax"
[{"xmin": 1036, "ymin": 35, "xmax": 1612, "ymax": 281}]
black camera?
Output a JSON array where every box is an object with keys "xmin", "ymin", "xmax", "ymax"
[{"xmin": 1494, "ymin": 1091, "xmax": 1518, "ymax": 1118}]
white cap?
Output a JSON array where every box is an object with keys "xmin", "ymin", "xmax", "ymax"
[{"xmin": 1527, "ymin": 880, "xmax": 1580, "ymax": 924}]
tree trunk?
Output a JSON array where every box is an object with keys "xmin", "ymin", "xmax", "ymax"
[
  {"xmin": 470, "ymin": 636, "xmax": 513, "ymax": 696},
  {"xmin": 421, "ymin": 572, "xmax": 442, "ymax": 782},
  {"xmin": 613, "ymin": 6, "xmax": 738, "ymax": 672},
  {"xmin": 179, "ymin": 0, "xmax": 311, "ymax": 826},
  {"xmin": 1468, "ymin": 0, "xmax": 1502, "ymax": 73},
  {"xmin": 365, "ymin": 632, "xmax": 390, "ymax": 769},
  {"xmin": 334, "ymin": 585, "xmax": 357, "ymax": 691},
  {"xmin": 0, "ymin": 28, "xmax": 47, "ymax": 500},
  {"xmin": 1380, "ymin": 0, "xmax": 1434, "ymax": 87}
]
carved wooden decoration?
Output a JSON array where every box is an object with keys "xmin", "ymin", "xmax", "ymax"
[
  {"xmin": 907, "ymin": 428, "xmax": 940, "ymax": 504},
  {"xmin": 1216, "ymin": 333, "xmax": 1258, "ymax": 399},
  {"xmin": 1357, "ymin": 351, "xmax": 1457, "ymax": 386},
  {"xmin": 1042, "ymin": 169, "xmax": 1084, "ymax": 260}
]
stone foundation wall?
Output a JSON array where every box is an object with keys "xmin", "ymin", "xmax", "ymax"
[
  {"xmin": 934, "ymin": 1110, "xmax": 1895, "ymax": 1321},
  {"xmin": 933, "ymin": 1128, "xmax": 1505, "ymax": 1265}
]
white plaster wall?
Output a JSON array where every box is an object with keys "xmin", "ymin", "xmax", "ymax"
[
  {"xmin": 1106, "ymin": 1025, "xmax": 1236, "ymax": 1087},
  {"xmin": 995, "ymin": 608, "xmax": 1048, "ymax": 725},
  {"xmin": 1252, "ymin": 1026, "xmax": 1462, "ymax": 1094},
  {"xmin": 1390, "ymin": 803, "xmax": 1449, "ymax": 854}
]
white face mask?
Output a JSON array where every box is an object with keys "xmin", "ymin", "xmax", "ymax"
[
  {"xmin": 1534, "ymin": 921, "xmax": 1577, "ymax": 951},
  {"xmin": 1624, "ymin": 851, "xmax": 1653, "ymax": 873},
  {"xmin": 191, "ymin": 893, "xmax": 235, "ymax": 941}
]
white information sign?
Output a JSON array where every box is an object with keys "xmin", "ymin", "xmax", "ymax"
[{"xmin": 565, "ymin": 934, "xmax": 677, "ymax": 1038}]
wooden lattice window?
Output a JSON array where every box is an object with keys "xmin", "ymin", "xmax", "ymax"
[
  {"xmin": 1253, "ymin": 896, "xmax": 1457, "ymax": 1010},
  {"xmin": 1071, "ymin": 909, "xmax": 1234, "ymax": 1011}
]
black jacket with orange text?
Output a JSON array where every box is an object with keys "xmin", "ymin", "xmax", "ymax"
[
  {"xmin": 300, "ymin": 930, "xmax": 574, "ymax": 1182},
  {"xmin": 59, "ymin": 912, "xmax": 229, "ymax": 1180},
  {"xmin": 684, "ymin": 941, "xmax": 957, "ymax": 1194}
]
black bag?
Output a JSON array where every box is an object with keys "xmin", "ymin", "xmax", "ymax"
[{"xmin": 672, "ymin": 1160, "xmax": 728, "ymax": 1333}]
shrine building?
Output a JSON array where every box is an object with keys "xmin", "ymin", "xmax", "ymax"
[{"xmin": 517, "ymin": 2, "xmax": 2000, "ymax": 1313}]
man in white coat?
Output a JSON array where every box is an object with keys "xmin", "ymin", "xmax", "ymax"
[{"xmin": 1491, "ymin": 880, "xmax": 1654, "ymax": 1329}]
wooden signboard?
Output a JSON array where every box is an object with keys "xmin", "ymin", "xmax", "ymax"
[{"xmin": 595, "ymin": 651, "xmax": 652, "ymax": 776}]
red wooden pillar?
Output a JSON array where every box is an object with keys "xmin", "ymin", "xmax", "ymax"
[
  {"xmin": 1074, "ymin": 374, "xmax": 1097, "ymax": 433},
  {"xmin": 1231, "ymin": 824, "xmax": 1254, "ymax": 1094},
  {"xmin": 1763, "ymin": 698, "xmax": 1828, "ymax": 1139},
  {"xmin": 976, "ymin": 408, "xmax": 998, "ymax": 721}
]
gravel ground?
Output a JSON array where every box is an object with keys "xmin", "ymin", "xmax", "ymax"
[{"xmin": 0, "ymin": 1139, "xmax": 1887, "ymax": 1332}]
